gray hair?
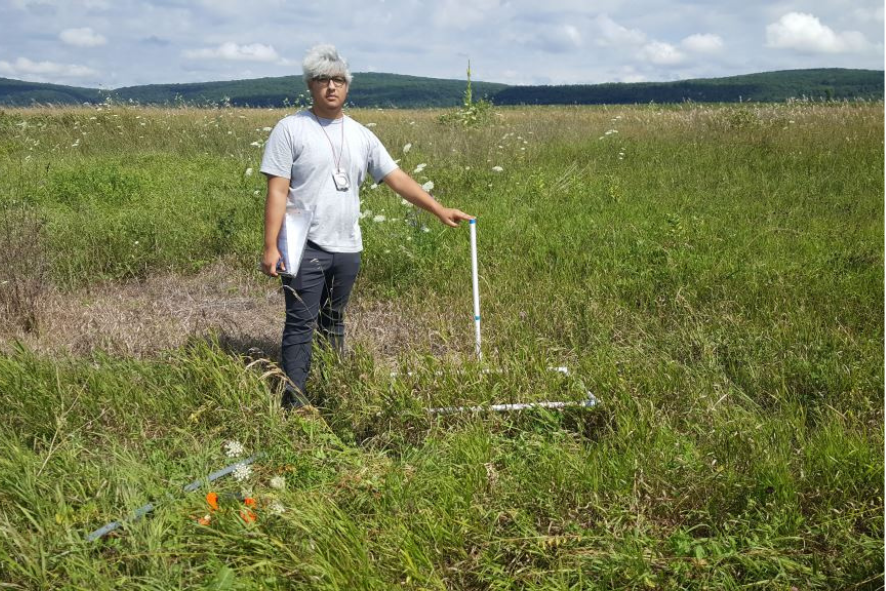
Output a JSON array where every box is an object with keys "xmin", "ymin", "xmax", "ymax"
[{"xmin": 302, "ymin": 44, "xmax": 353, "ymax": 86}]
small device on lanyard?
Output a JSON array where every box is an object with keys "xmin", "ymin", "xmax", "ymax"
[
  {"xmin": 332, "ymin": 168, "xmax": 350, "ymax": 191},
  {"xmin": 312, "ymin": 111, "xmax": 350, "ymax": 192}
]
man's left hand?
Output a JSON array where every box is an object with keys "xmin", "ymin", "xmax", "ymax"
[{"xmin": 437, "ymin": 208, "xmax": 474, "ymax": 227}]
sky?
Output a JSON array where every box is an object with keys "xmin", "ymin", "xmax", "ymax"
[{"xmin": 0, "ymin": 0, "xmax": 883, "ymax": 89}]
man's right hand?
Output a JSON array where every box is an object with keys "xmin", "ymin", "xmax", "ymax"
[{"xmin": 261, "ymin": 246, "xmax": 284, "ymax": 277}]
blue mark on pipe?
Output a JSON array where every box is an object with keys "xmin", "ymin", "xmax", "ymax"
[
  {"xmin": 469, "ymin": 219, "xmax": 476, "ymax": 224},
  {"xmin": 474, "ymin": 315, "xmax": 480, "ymax": 320}
]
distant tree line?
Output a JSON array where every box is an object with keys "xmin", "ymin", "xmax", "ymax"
[
  {"xmin": 0, "ymin": 68, "xmax": 882, "ymax": 108},
  {"xmin": 492, "ymin": 69, "xmax": 884, "ymax": 105}
]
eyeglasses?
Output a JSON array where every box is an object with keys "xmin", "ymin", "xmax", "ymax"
[{"xmin": 312, "ymin": 76, "xmax": 347, "ymax": 88}]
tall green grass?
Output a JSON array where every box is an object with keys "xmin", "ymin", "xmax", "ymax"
[{"xmin": 0, "ymin": 102, "xmax": 882, "ymax": 589}]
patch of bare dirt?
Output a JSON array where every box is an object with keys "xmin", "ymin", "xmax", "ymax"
[{"xmin": 0, "ymin": 262, "xmax": 467, "ymax": 365}]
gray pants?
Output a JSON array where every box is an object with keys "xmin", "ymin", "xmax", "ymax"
[{"xmin": 280, "ymin": 241, "xmax": 361, "ymax": 408}]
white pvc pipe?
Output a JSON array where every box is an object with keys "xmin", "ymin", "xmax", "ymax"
[
  {"xmin": 87, "ymin": 454, "xmax": 262, "ymax": 542},
  {"xmin": 427, "ymin": 392, "xmax": 598, "ymax": 415},
  {"xmin": 470, "ymin": 219, "xmax": 481, "ymax": 360}
]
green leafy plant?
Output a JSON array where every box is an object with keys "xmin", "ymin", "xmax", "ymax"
[{"xmin": 438, "ymin": 60, "xmax": 495, "ymax": 127}]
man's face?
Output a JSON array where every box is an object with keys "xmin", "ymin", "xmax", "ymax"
[{"xmin": 309, "ymin": 74, "xmax": 349, "ymax": 113}]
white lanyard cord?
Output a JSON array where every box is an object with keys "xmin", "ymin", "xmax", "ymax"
[{"xmin": 313, "ymin": 111, "xmax": 345, "ymax": 172}]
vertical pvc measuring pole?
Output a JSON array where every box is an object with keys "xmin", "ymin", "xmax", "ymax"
[{"xmin": 470, "ymin": 219, "xmax": 482, "ymax": 361}]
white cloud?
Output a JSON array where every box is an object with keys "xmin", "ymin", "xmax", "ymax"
[
  {"xmin": 616, "ymin": 66, "xmax": 646, "ymax": 83},
  {"xmin": 508, "ymin": 24, "xmax": 583, "ymax": 53},
  {"xmin": 639, "ymin": 41, "xmax": 685, "ymax": 65},
  {"xmin": 184, "ymin": 42, "xmax": 280, "ymax": 62},
  {"xmin": 60, "ymin": 27, "xmax": 107, "ymax": 47},
  {"xmin": 766, "ymin": 12, "xmax": 871, "ymax": 53},
  {"xmin": 851, "ymin": 6, "xmax": 884, "ymax": 24},
  {"xmin": 433, "ymin": 0, "xmax": 503, "ymax": 29},
  {"xmin": 0, "ymin": 57, "xmax": 98, "ymax": 79},
  {"xmin": 681, "ymin": 33, "xmax": 723, "ymax": 53},
  {"xmin": 594, "ymin": 14, "xmax": 646, "ymax": 46},
  {"xmin": 13, "ymin": 0, "xmax": 109, "ymax": 9},
  {"xmin": 619, "ymin": 73, "xmax": 647, "ymax": 83},
  {"xmin": 564, "ymin": 25, "xmax": 582, "ymax": 47}
]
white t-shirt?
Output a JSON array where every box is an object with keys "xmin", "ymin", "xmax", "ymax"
[{"xmin": 260, "ymin": 111, "xmax": 398, "ymax": 253}]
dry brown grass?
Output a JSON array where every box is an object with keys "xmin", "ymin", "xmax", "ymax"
[
  {"xmin": 0, "ymin": 261, "xmax": 465, "ymax": 366},
  {"xmin": 0, "ymin": 206, "xmax": 49, "ymax": 334}
]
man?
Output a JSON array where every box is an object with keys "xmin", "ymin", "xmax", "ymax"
[{"xmin": 260, "ymin": 44, "xmax": 473, "ymax": 410}]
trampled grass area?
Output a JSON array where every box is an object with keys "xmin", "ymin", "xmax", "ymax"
[{"xmin": 0, "ymin": 102, "xmax": 883, "ymax": 589}]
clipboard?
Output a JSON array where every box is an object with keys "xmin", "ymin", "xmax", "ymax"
[{"xmin": 276, "ymin": 205, "xmax": 313, "ymax": 277}]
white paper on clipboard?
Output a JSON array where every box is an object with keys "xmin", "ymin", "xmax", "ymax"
[{"xmin": 277, "ymin": 204, "xmax": 313, "ymax": 277}]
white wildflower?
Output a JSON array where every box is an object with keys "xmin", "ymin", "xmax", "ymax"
[
  {"xmin": 370, "ymin": 183, "xmax": 378, "ymax": 190},
  {"xmin": 401, "ymin": 199, "xmax": 412, "ymax": 206},
  {"xmin": 403, "ymin": 143, "xmax": 412, "ymax": 153},
  {"xmin": 270, "ymin": 475, "xmax": 286, "ymax": 490},
  {"xmin": 250, "ymin": 141, "xmax": 262, "ymax": 147},
  {"xmin": 262, "ymin": 126, "xmax": 272, "ymax": 131},
  {"xmin": 604, "ymin": 129, "xmax": 618, "ymax": 136},
  {"xmin": 268, "ymin": 500, "xmax": 286, "ymax": 515},
  {"xmin": 224, "ymin": 440, "xmax": 245, "ymax": 458},
  {"xmin": 373, "ymin": 215, "xmax": 386, "ymax": 223},
  {"xmin": 244, "ymin": 167, "xmax": 253, "ymax": 176},
  {"xmin": 421, "ymin": 225, "xmax": 430, "ymax": 233},
  {"xmin": 232, "ymin": 463, "xmax": 252, "ymax": 482},
  {"xmin": 421, "ymin": 181, "xmax": 434, "ymax": 192},
  {"xmin": 365, "ymin": 122, "xmax": 377, "ymax": 128},
  {"xmin": 491, "ymin": 166, "xmax": 503, "ymax": 172},
  {"xmin": 413, "ymin": 163, "xmax": 426, "ymax": 174}
]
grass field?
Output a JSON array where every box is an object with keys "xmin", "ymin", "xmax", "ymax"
[{"xmin": 0, "ymin": 101, "xmax": 883, "ymax": 590}]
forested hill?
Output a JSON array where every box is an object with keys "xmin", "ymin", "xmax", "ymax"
[
  {"xmin": 0, "ymin": 77, "xmax": 103, "ymax": 105},
  {"xmin": 0, "ymin": 73, "xmax": 508, "ymax": 109},
  {"xmin": 105, "ymin": 73, "xmax": 509, "ymax": 108},
  {"xmin": 0, "ymin": 68, "xmax": 881, "ymax": 108},
  {"xmin": 493, "ymin": 69, "xmax": 884, "ymax": 105}
]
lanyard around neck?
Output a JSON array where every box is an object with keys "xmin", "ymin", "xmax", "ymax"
[{"xmin": 312, "ymin": 112, "xmax": 345, "ymax": 172}]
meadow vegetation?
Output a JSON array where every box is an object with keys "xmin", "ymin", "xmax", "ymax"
[{"xmin": 0, "ymin": 100, "xmax": 882, "ymax": 589}]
